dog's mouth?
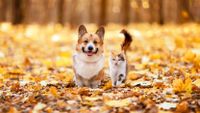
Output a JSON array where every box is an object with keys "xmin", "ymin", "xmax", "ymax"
[{"xmin": 82, "ymin": 47, "xmax": 98, "ymax": 56}]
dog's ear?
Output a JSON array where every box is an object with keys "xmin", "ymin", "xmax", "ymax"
[
  {"xmin": 78, "ymin": 25, "xmax": 87, "ymax": 38},
  {"xmin": 96, "ymin": 26, "xmax": 105, "ymax": 39}
]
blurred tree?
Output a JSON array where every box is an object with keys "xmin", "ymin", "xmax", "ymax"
[
  {"xmin": 0, "ymin": 0, "xmax": 15, "ymax": 22},
  {"xmin": 99, "ymin": 0, "xmax": 106, "ymax": 25},
  {"xmin": 23, "ymin": 0, "xmax": 46, "ymax": 24},
  {"xmin": 0, "ymin": 0, "xmax": 6, "ymax": 21},
  {"xmin": 13, "ymin": 0, "xmax": 23, "ymax": 24},
  {"xmin": 45, "ymin": 0, "xmax": 60, "ymax": 23},
  {"xmin": 90, "ymin": 0, "xmax": 102, "ymax": 26},
  {"xmin": 149, "ymin": 0, "xmax": 161, "ymax": 23},
  {"xmin": 190, "ymin": 0, "xmax": 200, "ymax": 22},
  {"xmin": 121, "ymin": 0, "xmax": 130, "ymax": 25},
  {"xmin": 0, "ymin": 0, "xmax": 200, "ymax": 25},
  {"xmin": 162, "ymin": 0, "xmax": 181, "ymax": 23}
]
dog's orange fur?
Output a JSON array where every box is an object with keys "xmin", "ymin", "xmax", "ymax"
[{"xmin": 76, "ymin": 33, "xmax": 104, "ymax": 55}]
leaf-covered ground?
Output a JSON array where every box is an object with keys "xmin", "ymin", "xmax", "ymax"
[{"xmin": 0, "ymin": 23, "xmax": 200, "ymax": 113}]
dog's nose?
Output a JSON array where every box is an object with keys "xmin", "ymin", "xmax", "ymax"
[{"xmin": 88, "ymin": 46, "xmax": 93, "ymax": 51}]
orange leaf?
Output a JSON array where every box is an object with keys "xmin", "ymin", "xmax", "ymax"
[{"xmin": 49, "ymin": 86, "xmax": 58, "ymax": 97}]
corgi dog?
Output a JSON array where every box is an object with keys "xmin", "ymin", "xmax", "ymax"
[
  {"xmin": 109, "ymin": 29, "xmax": 132, "ymax": 87},
  {"xmin": 73, "ymin": 25, "xmax": 105, "ymax": 88}
]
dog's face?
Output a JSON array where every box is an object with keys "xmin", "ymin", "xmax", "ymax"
[{"xmin": 76, "ymin": 25, "xmax": 105, "ymax": 60}]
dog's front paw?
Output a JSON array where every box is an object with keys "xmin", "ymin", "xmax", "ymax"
[
  {"xmin": 90, "ymin": 81, "xmax": 101, "ymax": 88},
  {"xmin": 74, "ymin": 77, "xmax": 83, "ymax": 87}
]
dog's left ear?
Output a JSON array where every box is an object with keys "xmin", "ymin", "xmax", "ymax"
[{"xmin": 96, "ymin": 27, "xmax": 105, "ymax": 39}]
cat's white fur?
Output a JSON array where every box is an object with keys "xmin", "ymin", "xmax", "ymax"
[
  {"xmin": 109, "ymin": 56, "xmax": 127, "ymax": 86},
  {"xmin": 73, "ymin": 53, "xmax": 104, "ymax": 79}
]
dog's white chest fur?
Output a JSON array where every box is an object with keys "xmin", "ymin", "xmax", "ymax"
[{"xmin": 73, "ymin": 54, "xmax": 104, "ymax": 79}]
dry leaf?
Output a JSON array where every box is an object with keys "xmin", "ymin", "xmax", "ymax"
[
  {"xmin": 103, "ymin": 80, "xmax": 112, "ymax": 90},
  {"xmin": 8, "ymin": 107, "xmax": 19, "ymax": 113},
  {"xmin": 172, "ymin": 77, "xmax": 192, "ymax": 93},
  {"xmin": 193, "ymin": 79, "xmax": 200, "ymax": 87},
  {"xmin": 176, "ymin": 101, "xmax": 189, "ymax": 113},
  {"xmin": 105, "ymin": 98, "xmax": 132, "ymax": 107},
  {"xmin": 33, "ymin": 103, "xmax": 46, "ymax": 113},
  {"xmin": 49, "ymin": 86, "xmax": 58, "ymax": 97},
  {"xmin": 128, "ymin": 71, "xmax": 143, "ymax": 80},
  {"xmin": 159, "ymin": 102, "xmax": 177, "ymax": 110}
]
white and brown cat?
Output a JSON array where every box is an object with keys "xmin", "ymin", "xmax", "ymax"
[{"xmin": 109, "ymin": 29, "xmax": 132, "ymax": 87}]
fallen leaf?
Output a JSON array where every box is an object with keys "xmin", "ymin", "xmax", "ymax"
[
  {"xmin": 192, "ymin": 79, "xmax": 200, "ymax": 87},
  {"xmin": 176, "ymin": 101, "xmax": 189, "ymax": 113},
  {"xmin": 131, "ymin": 81, "xmax": 152, "ymax": 88},
  {"xmin": 33, "ymin": 103, "xmax": 46, "ymax": 113},
  {"xmin": 172, "ymin": 77, "xmax": 192, "ymax": 93},
  {"xmin": 105, "ymin": 98, "xmax": 132, "ymax": 107},
  {"xmin": 8, "ymin": 107, "xmax": 19, "ymax": 113},
  {"xmin": 49, "ymin": 86, "xmax": 58, "ymax": 97},
  {"xmin": 128, "ymin": 71, "xmax": 143, "ymax": 80},
  {"xmin": 158, "ymin": 102, "xmax": 177, "ymax": 110},
  {"xmin": 103, "ymin": 80, "xmax": 112, "ymax": 90}
]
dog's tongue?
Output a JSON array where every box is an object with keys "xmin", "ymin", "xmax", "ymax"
[{"xmin": 87, "ymin": 52, "xmax": 94, "ymax": 56}]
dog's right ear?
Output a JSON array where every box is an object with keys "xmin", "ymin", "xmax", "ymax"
[{"xmin": 78, "ymin": 25, "xmax": 87, "ymax": 38}]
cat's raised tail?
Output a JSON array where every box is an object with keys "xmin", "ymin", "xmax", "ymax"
[{"xmin": 120, "ymin": 29, "xmax": 132, "ymax": 53}]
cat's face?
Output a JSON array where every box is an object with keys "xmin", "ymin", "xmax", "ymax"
[{"xmin": 110, "ymin": 51, "xmax": 126, "ymax": 66}]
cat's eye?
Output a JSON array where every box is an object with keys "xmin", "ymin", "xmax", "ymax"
[
  {"xmin": 84, "ymin": 40, "xmax": 88, "ymax": 43},
  {"xmin": 93, "ymin": 40, "xmax": 97, "ymax": 44},
  {"xmin": 112, "ymin": 58, "xmax": 115, "ymax": 60}
]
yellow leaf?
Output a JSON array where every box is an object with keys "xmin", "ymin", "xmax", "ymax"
[
  {"xmin": 55, "ymin": 57, "xmax": 72, "ymax": 67},
  {"xmin": 41, "ymin": 59, "xmax": 53, "ymax": 67},
  {"xmin": 105, "ymin": 98, "xmax": 131, "ymax": 107},
  {"xmin": 150, "ymin": 53, "xmax": 161, "ymax": 60},
  {"xmin": 183, "ymin": 50, "xmax": 196, "ymax": 62},
  {"xmin": 59, "ymin": 51, "xmax": 71, "ymax": 58},
  {"xmin": 65, "ymin": 69, "xmax": 74, "ymax": 83},
  {"xmin": 103, "ymin": 80, "xmax": 112, "ymax": 90},
  {"xmin": 194, "ymin": 55, "xmax": 200, "ymax": 68},
  {"xmin": 175, "ymin": 37, "xmax": 185, "ymax": 48},
  {"xmin": 172, "ymin": 78, "xmax": 192, "ymax": 93},
  {"xmin": 84, "ymin": 96, "xmax": 102, "ymax": 101},
  {"xmin": 172, "ymin": 79, "xmax": 184, "ymax": 92},
  {"xmin": 0, "ymin": 67, "xmax": 6, "ymax": 74},
  {"xmin": 184, "ymin": 77, "xmax": 192, "ymax": 93},
  {"xmin": 193, "ymin": 79, "xmax": 200, "ymax": 87},
  {"xmin": 128, "ymin": 71, "xmax": 143, "ymax": 80}
]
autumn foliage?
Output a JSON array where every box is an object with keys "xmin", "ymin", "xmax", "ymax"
[{"xmin": 0, "ymin": 23, "xmax": 200, "ymax": 113}]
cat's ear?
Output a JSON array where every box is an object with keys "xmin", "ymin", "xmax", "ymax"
[
  {"xmin": 96, "ymin": 26, "xmax": 105, "ymax": 39},
  {"xmin": 110, "ymin": 51, "xmax": 114, "ymax": 57},
  {"xmin": 121, "ymin": 51, "xmax": 126, "ymax": 57},
  {"xmin": 78, "ymin": 25, "xmax": 87, "ymax": 38}
]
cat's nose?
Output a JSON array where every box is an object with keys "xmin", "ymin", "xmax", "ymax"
[{"xmin": 88, "ymin": 46, "xmax": 93, "ymax": 51}]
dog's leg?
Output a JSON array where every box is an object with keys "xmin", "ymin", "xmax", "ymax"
[
  {"xmin": 90, "ymin": 69, "xmax": 104, "ymax": 88},
  {"xmin": 74, "ymin": 74, "xmax": 85, "ymax": 87}
]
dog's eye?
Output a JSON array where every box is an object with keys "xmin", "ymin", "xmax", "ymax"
[
  {"xmin": 84, "ymin": 40, "xmax": 88, "ymax": 43},
  {"xmin": 112, "ymin": 58, "xmax": 115, "ymax": 60},
  {"xmin": 93, "ymin": 41, "xmax": 97, "ymax": 44}
]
